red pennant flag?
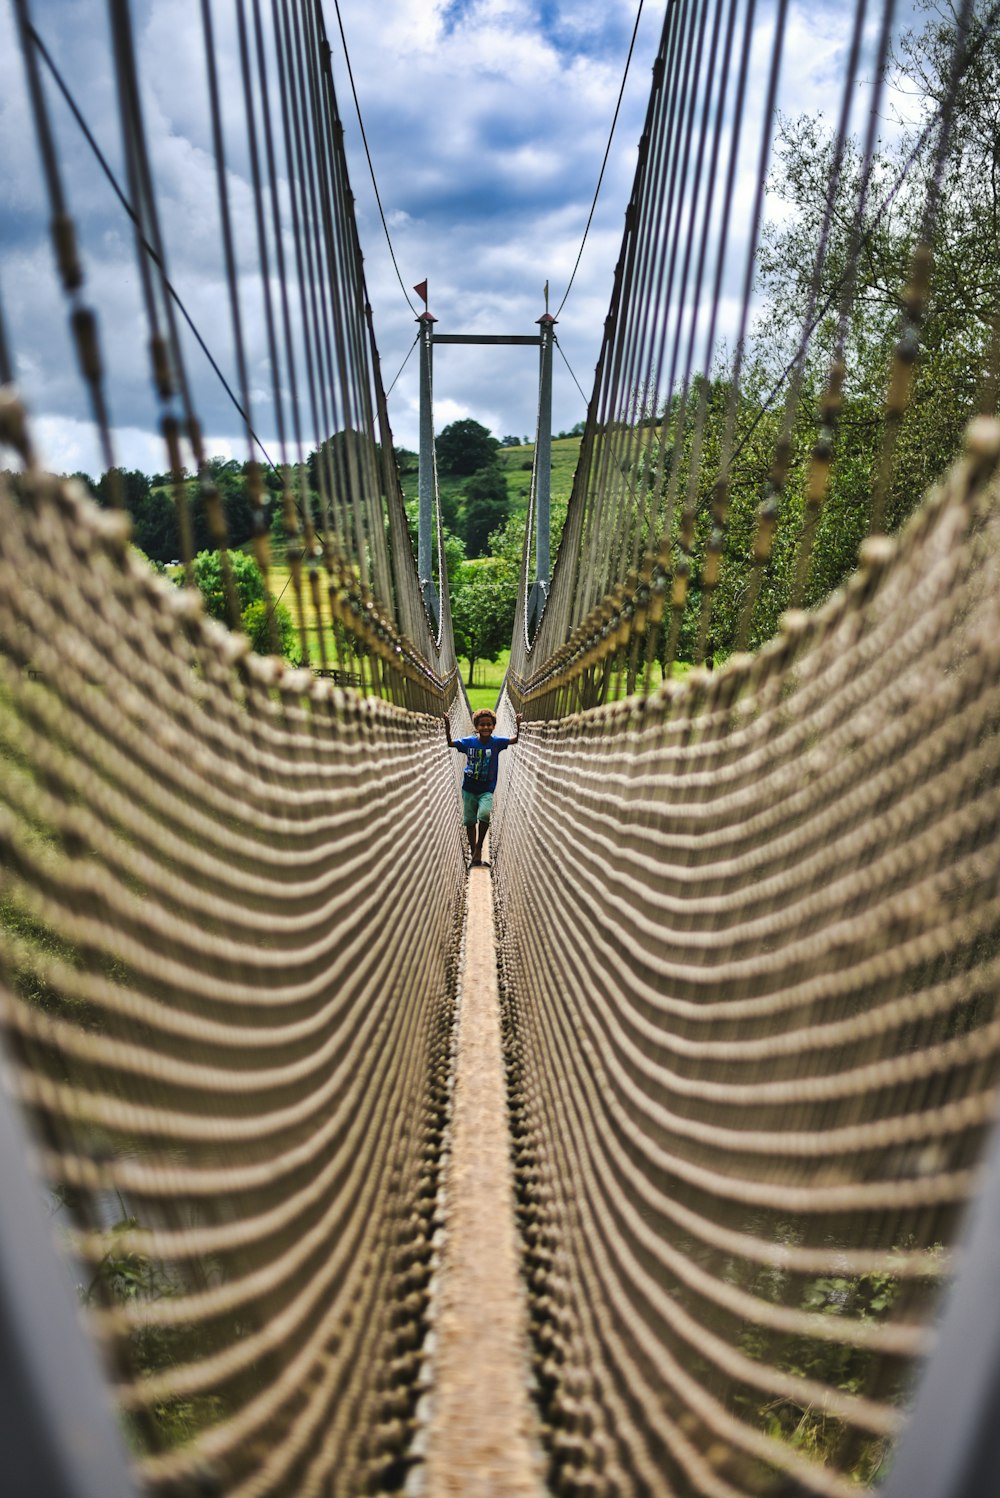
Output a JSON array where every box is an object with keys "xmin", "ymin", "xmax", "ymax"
[{"xmin": 413, "ymin": 279, "xmax": 428, "ymax": 306}]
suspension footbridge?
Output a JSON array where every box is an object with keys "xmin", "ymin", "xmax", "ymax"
[{"xmin": 1, "ymin": 2, "xmax": 1000, "ymax": 1496}]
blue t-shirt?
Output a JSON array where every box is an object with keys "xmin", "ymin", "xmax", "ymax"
[{"xmin": 455, "ymin": 734, "xmax": 511, "ymax": 793}]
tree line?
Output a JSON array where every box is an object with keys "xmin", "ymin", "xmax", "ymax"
[{"xmin": 12, "ymin": 417, "xmax": 527, "ymax": 685}]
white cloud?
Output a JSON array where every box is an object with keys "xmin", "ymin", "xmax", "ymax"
[{"xmin": 29, "ymin": 414, "xmax": 165, "ymax": 477}]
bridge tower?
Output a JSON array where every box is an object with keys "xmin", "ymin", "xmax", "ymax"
[
  {"xmin": 415, "ymin": 299, "xmax": 555, "ymax": 634},
  {"xmin": 416, "ymin": 309, "xmax": 439, "ymax": 626},
  {"xmin": 527, "ymin": 310, "xmax": 556, "ymax": 636}
]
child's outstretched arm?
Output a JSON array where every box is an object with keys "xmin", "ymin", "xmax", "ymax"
[
  {"xmin": 509, "ymin": 713, "xmax": 523, "ymax": 745},
  {"xmin": 442, "ymin": 715, "xmax": 456, "ymax": 749}
]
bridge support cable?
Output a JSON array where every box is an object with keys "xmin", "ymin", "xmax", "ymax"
[
  {"xmin": 506, "ymin": 0, "xmax": 992, "ymax": 714},
  {"xmin": 10, "ymin": 0, "xmax": 458, "ymax": 698},
  {"xmin": 0, "ymin": 1075, "xmax": 136, "ymax": 1498}
]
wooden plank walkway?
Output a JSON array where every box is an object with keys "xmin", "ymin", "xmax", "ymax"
[{"xmin": 418, "ymin": 863, "xmax": 545, "ymax": 1497}]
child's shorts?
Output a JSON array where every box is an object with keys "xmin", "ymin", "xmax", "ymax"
[{"xmin": 462, "ymin": 788, "xmax": 494, "ymax": 825}]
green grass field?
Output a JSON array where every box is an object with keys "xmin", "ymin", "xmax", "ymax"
[
  {"xmin": 265, "ymin": 562, "xmax": 328, "ymax": 665},
  {"xmin": 266, "ymin": 552, "xmax": 691, "ymax": 711},
  {"xmin": 464, "ymin": 651, "xmax": 509, "ymax": 713},
  {"xmin": 268, "ymin": 437, "xmax": 579, "ymax": 681}
]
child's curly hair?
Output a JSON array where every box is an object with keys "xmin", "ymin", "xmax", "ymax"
[{"xmin": 472, "ymin": 709, "xmax": 497, "ymax": 727}]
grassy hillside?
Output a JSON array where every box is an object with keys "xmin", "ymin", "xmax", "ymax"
[
  {"xmin": 495, "ymin": 436, "xmax": 582, "ymax": 518},
  {"xmin": 399, "ymin": 435, "xmax": 582, "ymax": 541}
]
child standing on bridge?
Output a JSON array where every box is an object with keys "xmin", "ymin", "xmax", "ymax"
[{"xmin": 443, "ymin": 709, "xmax": 522, "ymax": 867}]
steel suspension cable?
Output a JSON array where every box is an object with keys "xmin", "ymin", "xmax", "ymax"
[
  {"xmin": 27, "ymin": 20, "xmax": 282, "ymax": 481},
  {"xmin": 602, "ymin": 0, "xmax": 695, "ymax": 594},
  {"xmin": 268, "ymin": 0, "xmax": 325, "ymax": 578},
  {"xmin": 868, "ymin": 0, "xmax": 975, "ymax": 535},
  {"xmin": 13, "ymin": 0, "xmax": 118, "ymax": 477},
  {"xmin": 107, "ymin": 0, "xmax": 200, "ymax": 454},
  {"xmin": 234, "ymin": 0, "xmax": 289, "ymax": 471},
  {"xmin": 554, "ymin": 335, "xmax": 589, "ymax": 407},
  {"xmin": 272, "ymin": 0, "xmax": 340, "ymax": 569},
  {"xmin": 584, "ymin": 4, "xmax": 683, "ymax": 609},
  {"xmin": 552, "ymin": 0, "xmax": 647, "ymax": 321},
  {"xmin": 653, "ymin": 0, "xmax": 741, "ymax": 564},
  {"xmin": 385, "ymin": 335, "xmax": 419, "ymax": 397},
  {"xmin": 622, "ymin": 0, "xmax": 711, "ymax": 581},
  {"xmin": 660, "ymin": 0, "xmax": 759, "ymax": 670},
  {"xmin": 725, "ymin": 0, "xmax": 873, "ymax": 655},
  {"xmin": 321, "ymin": 1, "xmax": 395, "ymax": 599},
  {"xmin": 252, "ymin": 0, "xmax": 309, "ymax": 489},
  {"xmin": 645, "ymin": 0, "xmax": 730, "ymax": 544},
  {"xmin": 300, "ymin": 0, "xmax": 360, "ymax": 563},
  {"xmin": 286, "ymin": 0, "xmax": 344, "ymax": 546},
  {"xmin": 666, "ymin": 0, "xmax": 787, "ymax": 673},
  {"xmin": 330, "ymin": 0, "xmax": 419, "ymax": 317},
  {"xmin": 197, "ymin": 0, "xmax": 267, "ymax": 632},
  {"xmin": 313, "ymin": 0, "xmax": 396, "ymax": 606},
  {"xmin": 570, "ymin": 1, "xmax": 682, "ymax": 622},
  {"xmin": 199, "ymin": 0, "xmax": 258, "ymax": 472}
]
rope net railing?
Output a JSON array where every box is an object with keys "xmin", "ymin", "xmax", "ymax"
[
  {"xmin": 492, "ymin": 419, "xmax": 1000, "ymax": 1495},
  {"xmin": 0, "ymin": 462, "xmax": 468, "ymax": 1494},
  {"xmin": 491, "ymin": 4, "xmax": 1000, "ymax": 1488},
  {"xmin": 0, "ymin": 0, "xmax": 474, "ymax": 1491}
]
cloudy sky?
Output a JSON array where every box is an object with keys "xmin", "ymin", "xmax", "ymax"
[{"xmin": 0, "ymin": 0, "xmax": 919, "ymax": 478}]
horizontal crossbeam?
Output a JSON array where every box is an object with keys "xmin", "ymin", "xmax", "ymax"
[{"xmin": 431, "ymin": 334, "xmax": 542, "ymax": 345}]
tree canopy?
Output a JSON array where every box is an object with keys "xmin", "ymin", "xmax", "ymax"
[
  {"xmin": 464, "ymin": 465, "xmax": 510, "ymax": 558},
  {"xmin": 188, "ymin": 549, "xmax": 266, "ymax": 624},
  {"xmin": 84, "ymin": 461, "xmax": 275, "ymax": 564},
  {"xmin": 436, "ymin": 419, "xmax": 499, "ymax": 476},
  {"xmin": 450, "ymin": 515, "xmax": 522, "ymax": 686}
]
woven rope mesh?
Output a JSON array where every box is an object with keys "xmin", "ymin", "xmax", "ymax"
[
  {"xmin": 490, "ymin": 426, "xmax": 1000, "ymax": 1496},
  {"xmin": 0, "ymin": 469, "xmax": 466, "ymax": 1495}
]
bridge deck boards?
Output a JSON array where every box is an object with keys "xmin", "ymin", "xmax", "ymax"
[{"xmin": 419, "ymin": 862, "xmax": 545, "ymax": 1497}]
